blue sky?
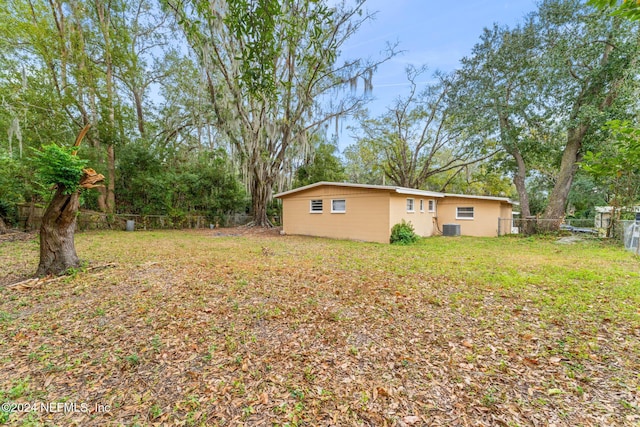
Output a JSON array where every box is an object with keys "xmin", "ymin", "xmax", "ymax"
[{"xmin": 335, "ymin": 0, "xmax": 538, "ymax": 147}]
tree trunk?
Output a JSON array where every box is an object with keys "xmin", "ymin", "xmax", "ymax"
[
  {"xmin": 36, "ymin": 185, "xmax": 81, "ymax": 276},
  {"xmin": 133, "ymin": 89, "xmax": 145, "ymax": 135},
  {"xmin": 25, "ymin": 197, "xmax": 36, "ymax": 231},
  {"xmin": 542, "ymin": 124, "xmax": 587, "ymax": 230},
  {"xmin": 510, "ymin": 147, "xmax": 537, "ymax": 235},
  {"xmin": 107, "ymin": 144, "xmax": 116, "ymax": 213},
  {"xmin": 251, "ymin": 178, "xmax": 273, "ymax": 227},
  {"xmin": 96, "ymin": 0, "xmax": 116, "ymax": 214},
  {"xmin": 511, "ymin": 148, "xmax": 530, "ymax": 218},
  {"xmin": 0, "ymin": 217, "xmax": 6, "ymax": 234}
]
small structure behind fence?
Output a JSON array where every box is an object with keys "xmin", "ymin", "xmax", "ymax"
[{"xmin": 498, "ymin": 216, "xmax": 636, "ymax": 246}]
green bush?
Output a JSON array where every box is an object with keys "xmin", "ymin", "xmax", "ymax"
[{"xmin": 390, "ymin": 220, "xmax": 419, "ymax": 245}]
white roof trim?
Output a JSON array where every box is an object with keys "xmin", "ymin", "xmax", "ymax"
[
  {"xmin": 274, "ymin": 181, "xmax": 444, "ymax": 198},
  {"xmin": 443, "ymin": 193, "xmax": 516, "ymax": 204},
  {"xmin": 274, "ymin": 181, "xmax": 516, "ymax": 204},
  {"xmin": 394, "ymin": 188, "xmax": 443, "ymax": 197}
]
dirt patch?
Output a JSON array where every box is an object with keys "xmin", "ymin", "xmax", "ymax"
[
  {"xmin": 0, "ymin": 230, "xmax": 36, "ymax": 243},
  {"xmin": 556, "ymin": 235, "xmax": 585, "ymax": 244},
  {"xmin": 199, "ymin": 225, "xmax": 283, "ymax": 238}
]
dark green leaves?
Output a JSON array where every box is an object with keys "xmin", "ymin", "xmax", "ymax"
[
  {"xmin": 582, "ymin": 120, "xmax": 640, "ymax": 177},
  {"xmin": 588, "ymin": 0, "xmax": 640, "ymax": 21},
  {"xmin": 224, "ymin": 0, "xmax": 282, "ymax": 100}
]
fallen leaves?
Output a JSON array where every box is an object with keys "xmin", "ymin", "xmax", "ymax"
[
  {"xmin": 376, "ymin": 386, "xmax": 391, "ymax": 398},
  {"xmin": 401, "ymin": 415, "xmax": 421, "ymax": 425},
  {"xmin": 0, "ymin": 229, "xmax": 638, "ymax": 426}
]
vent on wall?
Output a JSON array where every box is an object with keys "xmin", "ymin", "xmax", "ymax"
[{"xmin": 442, "ymin": 223, "xmax": 460, "ymax": 236}]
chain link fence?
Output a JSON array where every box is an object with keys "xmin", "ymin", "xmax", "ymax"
[
  {"xmin": 16, "ymin": 203, "xmax": 254, "ymax": 231},
  {"xmin": 620, "ymin": 220, "xmax": 640, "ymax": 254},
  {"xmin": 498, "ymin": 217, "xmax": 566, "ymax": 236},
  {"xmin": 18, "ymin": 206, "xmax": 208, "ymax": 231},
  {"xmin": 76, "ymin": 213, "xmax": 209, "ymax": 231},
  {"xmin": 498, "ymin": 217, "xmax": 637, "ymax": 247}
]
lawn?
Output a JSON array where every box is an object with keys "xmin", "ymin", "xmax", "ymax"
[{"xmin": 0, "ymin": 229, "xmax": 639, "ymax": 426}]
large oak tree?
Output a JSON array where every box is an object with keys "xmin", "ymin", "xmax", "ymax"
[
  {"xmin": 165, "ymin": 0, "xmax": 394, "ymax": 226},
  {"xmin": 538, "ymin": 0, "xmax": 639, "ymax": 226},
  {"xmin": 453, "ymin": 0, "xmax": 640, "ymax": 228}
]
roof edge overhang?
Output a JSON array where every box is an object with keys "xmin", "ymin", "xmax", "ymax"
[
  {"xmin": 274, "ymin": 181, "xmax": 517, "ymax": 205},
  {"xmin": 443, "ymin": 193, "xmax": 518, "ymax": 205},
  {"xmin": 274, "ymin": 181, "xmax": 444, "ymax": 199}
]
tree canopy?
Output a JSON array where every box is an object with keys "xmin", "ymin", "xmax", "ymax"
[{"xmin": 1, "ymin": 0, "xmax": 639, "ymax": 233}]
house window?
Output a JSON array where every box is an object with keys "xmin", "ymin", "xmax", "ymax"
[
  {"xmin": 428, "ymin": 200, "xmax": 436, "ymax": 212},
  {"xmin": 406, "ymin": 198, "xmax": 415, "ymax": 212},
  {"xmin": 310, "ymin": 199, "xmax": 323, "ymax": 213},
  {"xmin": 456, "ymin": 207, "xmax": 474, "ymax": 219},
  {"xmin": 419, "ymin": 200, "xmax": 424, "ymax": 212},
  {"xmin": 331, "ymin": 199, "xmax": 346, "ymax": 213}
]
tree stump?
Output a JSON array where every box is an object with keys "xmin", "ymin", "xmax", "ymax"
[
  {"xmin": 36, "ymin": 185, "xmax": 81, "ymax": 276},
  {"xmin": 35, "ymin": 168, "xmax": 104, "ymax": 277}
]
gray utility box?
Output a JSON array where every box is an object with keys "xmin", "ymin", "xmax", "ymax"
[{"xmin": 442, "ymin": 223, "xmax": 460, "ymax": 236}]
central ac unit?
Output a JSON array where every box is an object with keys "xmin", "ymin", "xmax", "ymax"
[{"xmin": 443, "ymin": 223, "xmax": 460, "ymax": 236}]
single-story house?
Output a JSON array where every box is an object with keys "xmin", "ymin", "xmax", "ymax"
[{"xmin": 274, "ymin": 182, "xmax": 516, "ymax": 243}]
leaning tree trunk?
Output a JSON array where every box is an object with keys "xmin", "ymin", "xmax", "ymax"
[
  {"xmin": 542, "ymin": 125, "xmax": 587, "ymax": 231},
  {"xmin": 36, "ymin": 185, "xmax": 81, "ymax": 276}
]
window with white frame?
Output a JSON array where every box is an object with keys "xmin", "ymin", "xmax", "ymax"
[
  {"xmin": 419, "ymin": 199, "xmax": 424, "ymax": 212},
  {"xmin": 428, "ymin": 200, "xmax": 436, "ymax": 212},
  {"xmin": 406, "ymin": 198, "xmax": 415, "ymax": 212},
  {"xmin": 331, "ymin": 199, "xmax": 346, "ymax": 213},
  {"xmin": 310, "ymin": 199, "xmax": 323, "ymax": 213},
  {"xmin": 456, "ymin": 206, "xmax": 474, "ymax": 219}
]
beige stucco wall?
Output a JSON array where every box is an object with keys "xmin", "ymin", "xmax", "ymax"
[
  {"xmin": 389, "ymin": 194, "xmax": 438, "ymax": 237},
  {"xmin": 279, "ymin": 184, "xmax": 513, "ymax": 241},
  {"xmin": 280, "ymin": 185, "xmax": 391, "ymax": 243},
  {"xmin": 436, "ymin": 197, "xmax": 512, "ymax": 237}
]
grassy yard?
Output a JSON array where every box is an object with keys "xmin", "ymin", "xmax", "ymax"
[{"xmin": 0, "ymin": 229, "xmax": 639, "ymax": 426}]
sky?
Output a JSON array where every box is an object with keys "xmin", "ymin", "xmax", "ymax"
[{"xmin": 335, "ymin": 0, "xmax": 539, "ymax": 148}]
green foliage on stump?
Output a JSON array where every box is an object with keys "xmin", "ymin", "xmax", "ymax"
[{"xmin": 33, "ymin": 144, "xmax": 87, "ymax": 194}]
